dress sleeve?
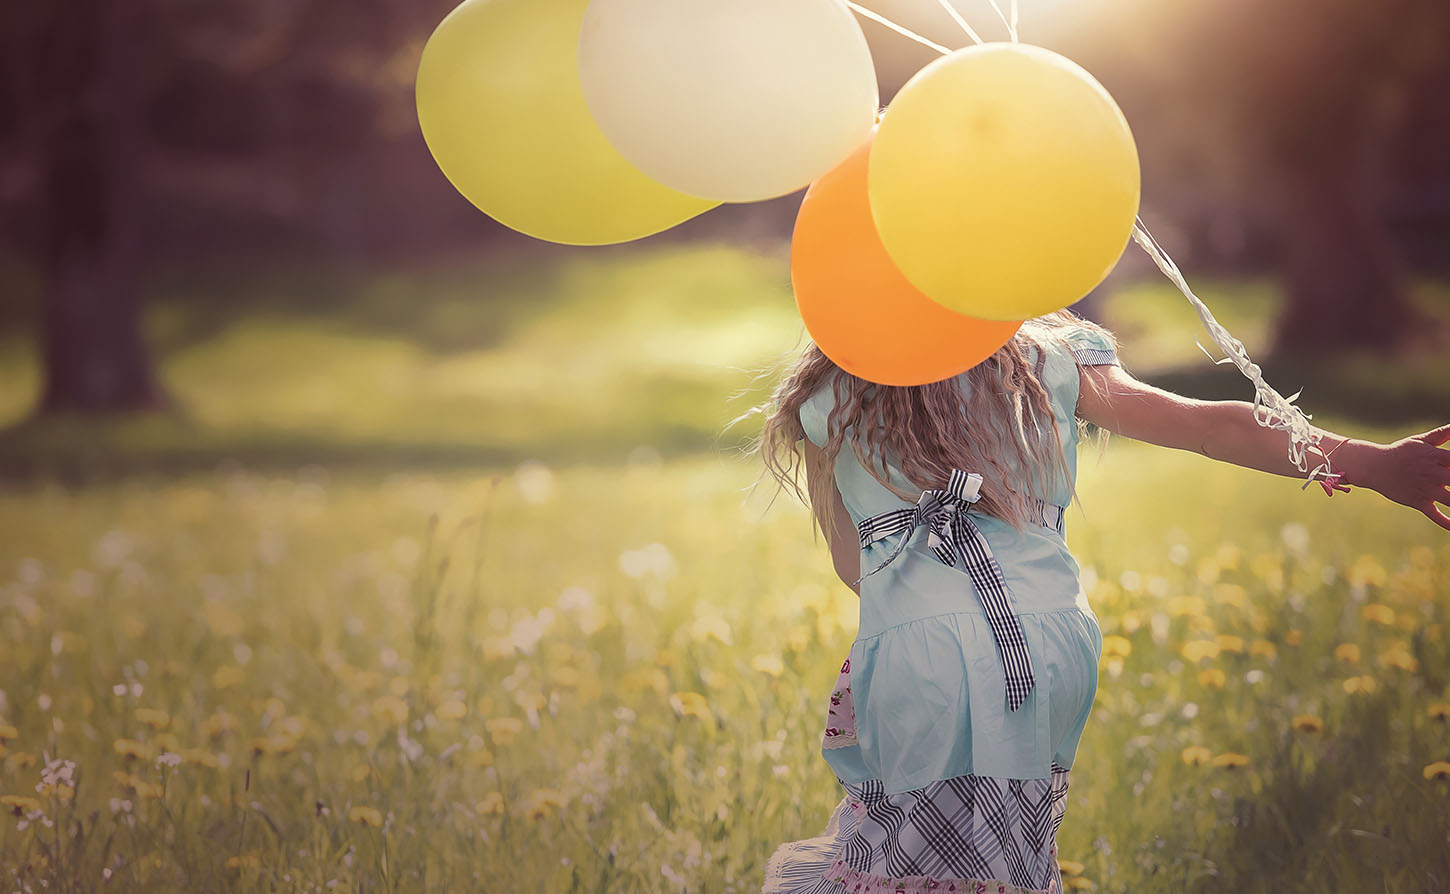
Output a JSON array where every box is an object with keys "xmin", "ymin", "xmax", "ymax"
[
  {"xmin": 1063, "ymin": 325, "xmax": 1120, "ymax": 368},
  {"xmin": 799, "ymin": 392, "xmax": 829, "ymax": 448}
]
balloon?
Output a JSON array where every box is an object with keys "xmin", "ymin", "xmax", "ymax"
[
  {"xmin": 577, "ymin": 0, "xmax": 879, "ymax": 203},
  {"xmin": 415, "ymin": 0, "xmax": 717, "ymax": 246},
  {"xmin": 793, "ymin": 133, "xmax": 1022, "ymax": 387},
  {"xmin": 869, "ymin": 43, "xmax": 1140, "ymax": 320}
]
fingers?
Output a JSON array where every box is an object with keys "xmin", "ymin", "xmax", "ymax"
[
  {"xmin": 1427, "ymin": 504, "xmax": 1450, "ymax": 533},
  {"xmin": 1417, "ymin": 423, "xmax": 1450, "ymax": 448}
]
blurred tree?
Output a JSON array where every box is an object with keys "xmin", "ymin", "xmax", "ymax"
[
  {"xmin": 1178, "ymin": 0, "xmax": 1449, "ymax": 357},
  {"xmin": 4, "ymin": 0, "xmax": 162, "ymax": 412}
]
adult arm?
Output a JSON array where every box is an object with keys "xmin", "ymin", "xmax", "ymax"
[{"xmin": 1075, "ymin": 362, "xmax": 1450, "ymax": 532}]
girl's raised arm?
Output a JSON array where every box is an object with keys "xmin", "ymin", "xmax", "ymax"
[{"xmin": 1075, "ymin": 363, "xmax": 1450, "ymax": 532}]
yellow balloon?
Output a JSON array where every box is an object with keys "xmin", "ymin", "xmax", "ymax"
[
  {"xmin": 869, "ymin": 43, "xmax": 1141, "ymax": 320},
  {"xmin": 415, "ymin": 0, "xmax": 717, "ymax": 246}
]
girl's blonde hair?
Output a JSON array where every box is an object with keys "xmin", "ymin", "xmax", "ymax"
[{"xmin": 750, "ymin": 309, "xmax": 1117, "ymax": 541}]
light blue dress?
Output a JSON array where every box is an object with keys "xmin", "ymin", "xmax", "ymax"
[{"xmin": 797, "ymin": 325, "xmax": 1116, "ymax": 795}]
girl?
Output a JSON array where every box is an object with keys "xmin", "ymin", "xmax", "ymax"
[{"xmin": 755, "ymin": 309, "xmax": 1450, "ymax": 894}]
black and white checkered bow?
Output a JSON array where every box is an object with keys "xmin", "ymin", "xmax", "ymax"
[{"xmin": 854, "ymin": 469, "xmax": 1037, "ymax": 712}]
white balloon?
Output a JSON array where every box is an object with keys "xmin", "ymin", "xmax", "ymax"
[{"xmin": 578, "ymin": 0, "xmax": 880, "ymax": 203}]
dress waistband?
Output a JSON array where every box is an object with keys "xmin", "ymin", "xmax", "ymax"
[{"xmin": 854, "ymin": 471, "xmax": 1065, "ymax": 713}]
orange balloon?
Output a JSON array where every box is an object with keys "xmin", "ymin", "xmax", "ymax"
[{"xmin": 792, "ymin": 134, "xmax": 1022, "ymax": 386}]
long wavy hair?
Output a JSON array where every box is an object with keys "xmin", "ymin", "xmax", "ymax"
[{"xmin": 749, "ymin": 309, "xmax": 1118, "ymax": 543}]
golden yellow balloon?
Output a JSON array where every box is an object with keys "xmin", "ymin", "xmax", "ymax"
[
  {"xmin": 415, "ymin": 0, "xmax": 717, "ymax": 246},
  {"xmin": 869, "ymin": 43, "xmax": 1141, "ymax": 320}
]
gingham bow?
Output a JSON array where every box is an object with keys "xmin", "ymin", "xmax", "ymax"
[{"xmin": 855, "ymin": 470, "xmax": 1037, "ymax": 712}]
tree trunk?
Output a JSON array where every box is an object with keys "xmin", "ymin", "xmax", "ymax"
[
  {"xmin": 36, "ymin": 0, "xmax": 162, "ymax": 414},
  {"xmin": 1269, "ymin": 131, "xmax": 1422, "ymax": 358}
]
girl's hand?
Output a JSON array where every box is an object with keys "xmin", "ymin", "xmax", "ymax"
[{"xmin": 1363, "ymin": 424, "xmax": 1450, "ymax": 532}]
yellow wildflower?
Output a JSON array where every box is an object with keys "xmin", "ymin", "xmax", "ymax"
[
  {"xmin": 1423, "ymin": 761, "xmax": 1450, "ymax": 781},
  {"xmin": 521, "ymin": 789, "xmax": 567, "ymax": 819},
  {"xmin": 467, "ymin": 748, "xmax": 495, "ymax": 768},
  {"xmin": 475, "ymin": 792, "xmax": 505, "ymax": 815},
  {"xmin": 1101, "ymin": 636, "xmax": 1132, "ymax": 659},
  {"xmin": 0, "ymin": 723, "xmax": 17, "ymax": 741},
  {"xmin": 370, "ymin": 695, "xmax": 409, "ymax": 727},
  {"xmin": 1197, "ymin": 668, "xmax": 1226, "ymax": 688},
  {"xmin": 1213, "ymin": 582, "xmax": 1247, "ymax": 608},
  {"xmin": 1250, "ymin": 639, "xmax": 1277, "ymax": 660},
  {"xmin": 204, "ymin": 710, "xmax": 238, "ymax": 738},
  {"xmin": 1210, "ymin": 752, "xmax": 1250, "ymax": 770},
  {"xmin": 485, "ymin": 716, "xmax": 525, "ymax": 746},
  {"xmin": 655, "ymin": 648, "xmax": 678, "ymax": 668},
  {"xmin": 689, "ymin": 616, "xmax": 733, "ymax": 646},
  {"xmin": 1285, "ymin": 629, "xmax": 1303, "ymax": 646},
  {"xmin": 1291, "ymin": 714, "xmax": 1324, "ymax": 734},
  {"xmin": 1360, "ymin": 603, "xmax": 1396, "ymax": 626},
  {"xmin": 2, "ymin": 794, "xmax": 41, "ymax": 814},
  {"xmin": 211, "ymin": 665, "xmax": 246, "ymax": 689},
  {"xmin": 348, "ymin": 764, "xmax": 373, "ymax": 783},
  {"xmin": 1181, "ymin": 746, "xmax": 1212, "ymax": 766},
  {"xmin": 549, "ymin": 666, "xmax": 581, "ymax": 689},
  {"xmin": 1379, "ymin": 648, "xmax": 1419, "ymax": 673},
  {"xmin": 1427, "ymin": 703, "xmax": 1450, "ymax": 723},
  {"xmin": 348, "ymin": 805, "xmax": 384, "ymax": 828},
  {"xmin": 1181, "ymin": 640, "xmax": 1219, "ymax": 663},
  {"xmin": 179, "ymin": 748, "xmax": 221, "ymax": 769},
  {"xmin": 1166, "ymin": 596, "xmax": 1205, "ymax": 618},
  {"xmin": 669, "ymin": 691, "xmax": 711, "ymax": 720},
  {"xmin": 1065, "ymin": 879, "xmax": 1095, "ymax": 891},
  {"xmin": 514, "ymin": 691, "xmax": 546, "ymax": 712},
  {"xmin": 1057, "ymin": 859, "xmax": 1086, "ymax": 876},
  {"xmin": 1343, "ymin": 675, "xmax": 1379, "ymax": 695},
  {"xmin": 1333, "ymin": 643, "xmax": 1361, "ymax": 665},
  {"xmin": 225, "ymin": 853, "xmax": 260, "ymax": 870},
  {"xmin": 435, "ymin": 699, "xmax": 467, "ymax": 721},
  {"xmin": 113, "ymin": 738, "xmax": 158, "ymax": 761},
  {"xmin": 785, "ymin": 624, "xmax": 813, "ymax": 653},
  {"xmin": 112, "ymin": 771, "xmax": 163, "ymax": 799},
  {"xmin": 1214, "ymin": 635, "xmax": 1245, "ymax": 654},
  {"xmin": 751, "ymin": 654, "xmax": 785, "ymax": 677}
]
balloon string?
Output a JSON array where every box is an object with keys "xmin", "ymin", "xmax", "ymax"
[
  {"xmin": 1130, "ymin": 220, "xmax": 1327, "ymax": 478},
  {"xmin": 930, "ymin": 0, "xmax": 986, "ymax": 46},
  {"xmin": 846, "ymin": 3, "xmax": 956, "ymax": 54},
  {"xmin": 983, "ymin": 0, "xmax": 1017, "ymax": 42}
]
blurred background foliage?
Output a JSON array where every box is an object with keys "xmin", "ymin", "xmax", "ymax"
[{"xmin": 0, "ymin": 0, "xmax": 1447, "ymax": 460}]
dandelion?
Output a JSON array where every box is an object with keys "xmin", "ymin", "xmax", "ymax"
[
  {"xmin": 1291, "ymin": 714, "xmax": 1324, "ymax": 734},
  {"xmin": 520, "ymin": 789, "xmax": 567, "ymax": 819},
  {"xmin": 134, "ymin": 708, "xmax": 170, "ymax": 729},
  {"xmin": 113, "ymin": 771, "xmax": 163, "ymax": 799},
  {"xmin": 1423, "ymin": 761, "xmax": 1450, "ymax": 781},
  {"xmin": 669, "ymin": 691, "xmax": 711, "ymax": 720},
  {"xmin": 1250, "ymin": 639, "xmax": 1278, "ymax": 659},
  {"xmin": 1360, "ymin": 603, "xmax": 1396, "ymax": 626},
  {"xmin": 204, "ymin": 710, "xmax": 238, "ymax": 738},
  {"xmin": 435, "ymin": 699, "xmax": 467, "ymax": 721},
  {"xmin": 1333, "ymin": 643, "xmax": 1361, "ymax": 665},
  {"xmin": 475, "ymin": 792, "xmax": 505, "ymax": 815},
  {"xmin": 2, "ymin": 794, "xmax": 41, "ymax": 815},
  {"xmin": 1065, "ymin": 879, "xmax": 1095, "ymax": 891},
  {"xmin": 1285, "ymin": 629, "xmax": 1303, "ymax": 646},
  {"xmin": 1214, "ymin": 635, "xmax": 1245, "ymax": 654},
  {"xmin": 550, "ymin": 666, "xmax": 581, "ymax": 689},
  {"xmin": 212, "ymin": 665, "xmax": 246, "ymax": 689},
  {"xmin": 1428, "ymin": 703, "xmax": 1450, "ymax": 723},
  {"xmin": 1210, "ymin": 752, "xmax": 1250, "ymax": 770},
  {"xmin": 1181, "ymin": 640, "xmax": 1219, "ymax": 663},
  {"xmin": 113, "ymin": 738, "xmax": 158, "ymax": 761},
  {"xmin": 1378, "ymin": 648, "xmax": 1419, "ymax": 673},
  {"xmin": 1197, "ymin": 668, "xmax": 1226, "ymax": 688},
  {"xmin": 1343, "ymin": 675, "xmax": 1379, "ymax": 695},
  {"xmin": 485, "ymin": 716, "xmax": 525, "ymax": 746},
  {"xmin": 178, "ymin": 748, "xmax": 221, "ymax": 769},
  {"xmin": 370, "ymin": 695, "xmax": 409, "ymax": 727},
  {"xmin": 1166, "ymin": 596, "xmax": 1205, "ymax": 618},
  {"xmin": 348, "ymin": 764, "xmax": 373, "ymax": 783},
  {"xmin": 514, "ymin": 691, "xmax": 547, "ymax": 713},
  {"xmin": 225, "ymin": 853, "xmax": 260, "ymax": 870},
  {"xmin": 689, "ymin": 615, "xmax": 733, "ymax": 646},
  {"xmin": 751, "ymin": 654, "xmax": 785, "ymax": 677},
  {"xmin": 348, "ymin": 805, "xmax": 384, "ymax": 828},
  {"xmin": 1058, "ymin": 859, "xmax": 1086, "ymax": 876},
  {"xmin": 1181, "ymin": 746, "xmax": 1212, "ymax": 766},
  {"xmin": 1101, "ymin": 636, "xmax": 1132, "ymax": 659},
  {"xmin": 0, "ymin": 723, "xmax": 17, "ymax": 741}
]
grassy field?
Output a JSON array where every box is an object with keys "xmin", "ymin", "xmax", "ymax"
[{"xmin": 1, "ymin": 245, "xmax": 1450, "ymax": 892}]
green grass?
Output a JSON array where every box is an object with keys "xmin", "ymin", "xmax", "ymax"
[{"xmin": 1, "ymin": 245, "xmax": 1450, "ymax": 891}]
